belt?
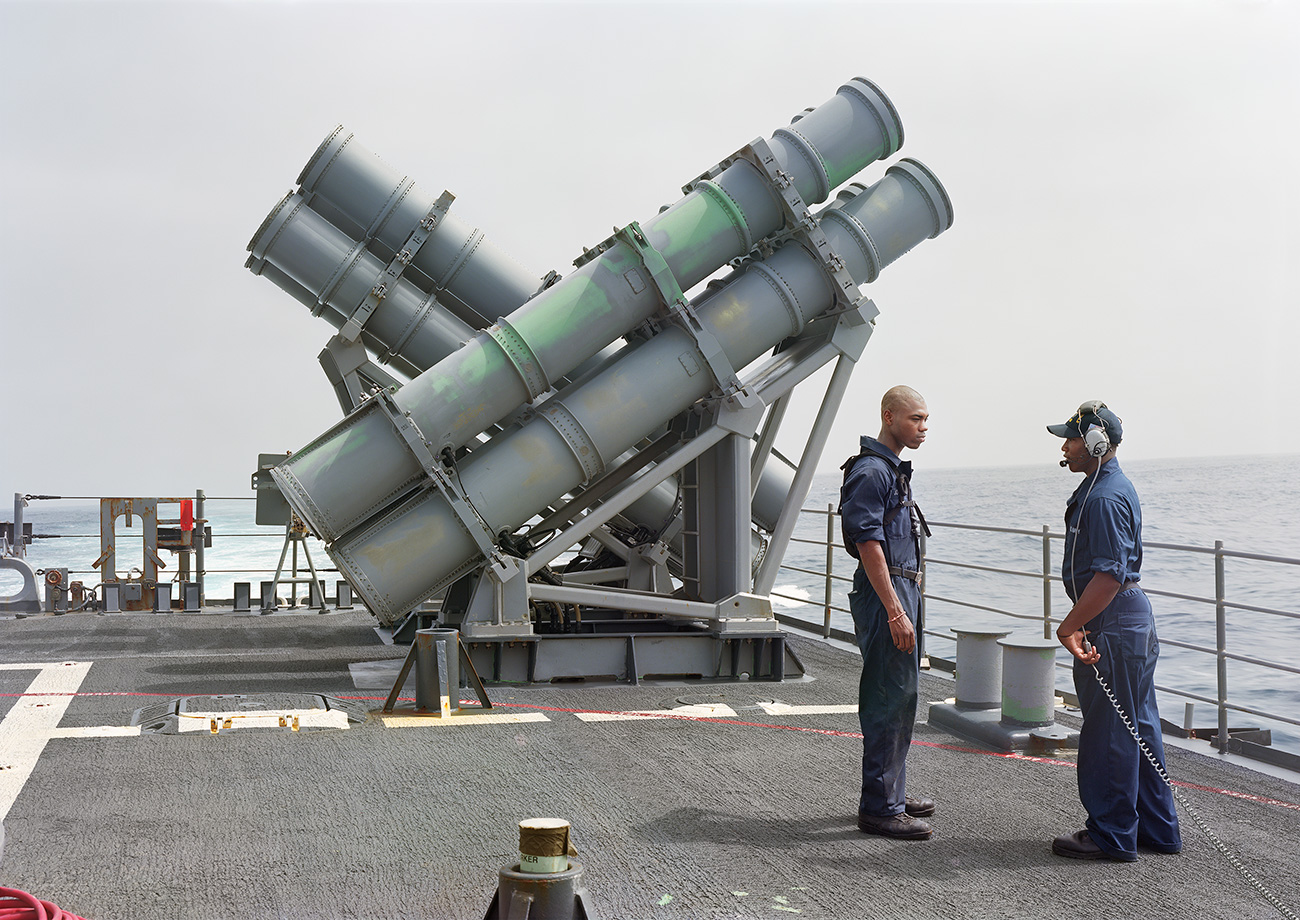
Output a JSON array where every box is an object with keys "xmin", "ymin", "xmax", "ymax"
[
  {"xmin": 888, "ymin": 565, "xmax": 923, "ymax": 588},
  {"xmin": 1121, "ymin": 581, "xmax": 1142, "ymax": 592}
]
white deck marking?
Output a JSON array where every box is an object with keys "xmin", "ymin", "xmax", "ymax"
[
  {"xmin": 0, "ymin": 661, "xmax": 92, "ymax": 823},
  {"xmin": 48, "ymin": 725, "xmax": 142, "ymax": 738},
  {"xmin": 176, "ymin": 708, "xmax": 353, "ymax": 733},
  {"xmin": 576, "ymin": 702, "xmax": 738, "ymax": 722},
  {"xmin": 757, "ymin": 702, "xmax": 858, "ymax": 716},
  {"xmin": 381, "ymin": 711, "xmax": 550, "ymax": 727}
]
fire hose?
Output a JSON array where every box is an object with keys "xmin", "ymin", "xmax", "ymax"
[{"xmin": 0, "ymin": 887, "xmax": 90, "ymax": 920}]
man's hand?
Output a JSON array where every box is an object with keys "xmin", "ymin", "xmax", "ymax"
[
  {"xmin": 856, "ymin": 540, "xmax": 917, "ymax": 654},
  {"xmin": 1056, "ymin": 572, "xmax": 1120, "ymax": 665},
  {"xmin": 888, "ymin": 609, "xmax": 916, "ymax": 654},
  {"xmin": 1058, "ymin": 627, "xmax": 1100, "ymax": 664}
]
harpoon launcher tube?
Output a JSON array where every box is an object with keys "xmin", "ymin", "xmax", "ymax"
[
  {"xmin": 293, "ymin": 127, "xmax": 546, "ymax": 319},
  {"xmin": 246, "ymin": 196, "xmax": 478, "ymax": 372},
  {"xmin": 247, "ymin": 128, "xmax": 546, "ymax": 333},
  {"xmin": 332, "ymin": 160, "xmax": 953, "ymax": 624},
  {"xmin": 272, "ymin": 78, "xmax": 906, "ymax": 543}
]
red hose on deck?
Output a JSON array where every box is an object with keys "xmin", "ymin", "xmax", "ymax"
[{"xmin": 0, "ymin": 886, "xmax": 89, "ymax": 920}]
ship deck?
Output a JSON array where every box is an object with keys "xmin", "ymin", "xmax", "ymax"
[{"xmin": 2, "ymin": 609, "xmax": 1298, "ymax": 920}]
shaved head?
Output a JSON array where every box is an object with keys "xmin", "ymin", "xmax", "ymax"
[
  {"xmin": 877, "ymin": 385, "xmax": 929, "ymax": 455},
  {"xmin": 882, "ymin": 385, "xmax": 925, "ymax": 419}
]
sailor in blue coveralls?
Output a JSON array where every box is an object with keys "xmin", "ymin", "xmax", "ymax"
[
  {"xmin": 1048, "ymin": 401, "xmax": 1182, "ymax": 861},
  {"xmin": 839, "ymin": 385, "xmax": 936, "ymax": 840}
]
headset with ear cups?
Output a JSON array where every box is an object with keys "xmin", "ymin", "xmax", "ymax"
[
  {"xmin": 1065, "ymin": 400, "xmax": 1115, "ymax": 648},
  {"xmin": 1077, "ymin": 399, "xmax": 1111, "ymax": 459}
]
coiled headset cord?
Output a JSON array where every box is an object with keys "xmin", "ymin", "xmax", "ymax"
[
  {"xmin": 1065, "ymin": 432, "xmax": 1292, "ymax": 917},
  {"xmin": 1088, "ymin": 663, "xmax": 1298, "ymax": 920}
]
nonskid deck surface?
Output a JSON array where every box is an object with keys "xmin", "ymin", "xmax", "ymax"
[{"xmin": 1, "ymin": 611, "xmax": 1297, "ymax": 920}]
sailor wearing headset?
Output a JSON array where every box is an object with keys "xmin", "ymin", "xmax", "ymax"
[{"xmin": 1048, "ymin": 401, "xmax": 1182, "ymax": 862}]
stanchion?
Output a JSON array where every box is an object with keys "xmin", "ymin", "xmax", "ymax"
[{"xmin": 381, "ymin": 627, "xmax": 491, "ymax": 716}]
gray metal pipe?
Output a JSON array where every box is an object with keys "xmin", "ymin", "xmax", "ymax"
[
  {"xmin": 295, "ymin": 127, "xmax": 545, "ymax": 319},
  {"xmin": 415, "ymin": 627, "xmax": 460, "ymax": 715},
  {"xmin": 751, "ymin": 353, "xmax": 856, "ymax": 596},
  {"xmin": 10, "ymin": 494, "xmax": 24, "ymax": 559},
  {"xmin": 247, "ymin": 197, "xmax": 477, "ymax": 372},
  {"xmin": 195, "ymin": 489, "xmax": 205, "ymax": 608},
  {"xmin": 250, "ymin": 130, "xmax": 630, "ymax": 388},
  {"xmin": 329, "ymin": 160, "xmax": 952, "ymax": 623},
  {"xmin": 271, "ymin": 78, "xmax": 906, "ymax": 544},
  {"xmin": 246, "ymin": 126, "xmax": 551, "ymax": 357}
]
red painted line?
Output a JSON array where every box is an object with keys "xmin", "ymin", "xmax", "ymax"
[
  {"xmin": 479, "ymin": 701, "xmax": 1300, "ymax": 811},
  {"xmin": 1172, "ymin": 780, "xmax": 1300, "ymax": 812},
  {"xmin": 11, "ymin": 690, "xmax": 1298, "ymax": 812},
  {"xmin": 1, "ymin": 692, "xmax": 176, "ymax": 698}
]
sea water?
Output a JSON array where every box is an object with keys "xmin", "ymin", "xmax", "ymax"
[
  {"xmin": 775, "ymin": 452, "xmax": 1300, "ymax": 756},
  {"xmin": 5, "ymin": 453, "xmax": 1298, "ymax": 754}
]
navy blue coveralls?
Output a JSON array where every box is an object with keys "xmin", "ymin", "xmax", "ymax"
[
  {"xmin": 1064, "ymin": 458, "xmax": 1182, "ymax": 859},
  {"xmin": 840, "ymin": 435, "xmax": 926, "ymax": 818}
]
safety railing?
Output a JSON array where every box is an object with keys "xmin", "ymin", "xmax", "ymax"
[
  {"xmin": 3, "ymin": 495, "xmax": 340, "ymax": 608},
  {"xmin": 772, "ymin": 504, "xmax": 1300, "ymax": 762}
]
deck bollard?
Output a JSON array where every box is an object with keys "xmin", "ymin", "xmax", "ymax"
[
  {"xmin": 998, "ymin": 634, "xmax": 1059, "ymax": 727},
  {"xmin": 483, "ymin": 818, "xmax": 593, "ymax": 920},
  {"xmin": 928, "ymin": 630, "xmax": 1077, "ymax": 751},
  {"xmin": 0, "ymin": 557, "xmax": 41, "ymax": 616},
  {"xmin": 952, "ymin": 628, "xmax": 1010, "ymax": 710}
]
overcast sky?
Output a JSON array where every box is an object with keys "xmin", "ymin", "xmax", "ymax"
[{"xmin": 1, "ymin": 0, "xmax": 1296, "ymax": 497}]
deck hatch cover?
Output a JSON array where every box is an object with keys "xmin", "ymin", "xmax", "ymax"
[{"xmin": 131, "ymin": 693, "xmax": 368, "ymax": 734}]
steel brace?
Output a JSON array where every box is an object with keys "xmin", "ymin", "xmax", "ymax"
[
  {"xmin": 368, "ymin": 388, "xmax": 504, "ymax": 564},
  {"xmin": 686, "ymin": 136, "xmax": 860, "ymax": 316},
  {"xmin": 338, "ymin": 191, "xmax": 457, "ymax": 344},
  {"xmin": 573, "ymin": 218, "xmax": 746, "ymax": 400},
  {"xmin": 621, "ymin": 221, "xmax": 747, "ymax": 400}
]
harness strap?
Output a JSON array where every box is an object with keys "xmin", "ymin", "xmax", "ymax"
[
  {"xmin": 885, "ymin": 498, "xmax": 931, "ymax": 537},
  {"xmin": 838, "ymin": 446, "xmax": 930, "ymax": 562}
]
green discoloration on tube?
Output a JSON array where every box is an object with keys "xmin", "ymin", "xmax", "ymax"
[
  {"xmin": 509, "ymin": 268, "xmax": 613, "ymax": 354},
  {"xmin": 649, "ymin": 190, "xmax": 747, "ymax": 286}
]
